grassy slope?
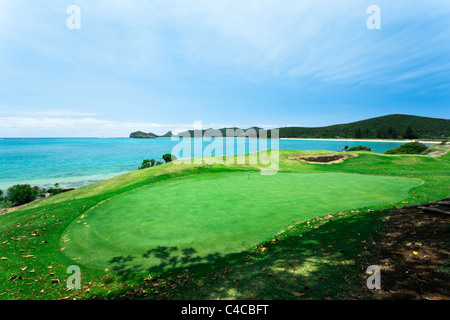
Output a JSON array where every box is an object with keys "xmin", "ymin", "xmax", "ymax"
[
  {"xmin": 0, "ymin": 150, "xmax": 449, "ymax": 300},
  {"xmin": 62, "ymin": 172, "xmax": 421, "ymax": 273}
]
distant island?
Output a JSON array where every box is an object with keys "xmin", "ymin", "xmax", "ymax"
[
  {"xmin": 130, "ymin": 114, "xmax": 449, "ymax": 140},
  {"xmin": 129, "ymin": 131, "xmax": 172, "ymax": 138}
]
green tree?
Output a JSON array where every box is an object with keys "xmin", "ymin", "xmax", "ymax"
[
  {"xmin": 404, "ymin": 126, "xmax": 417, "ymax": 139},
  {"xmin": 7, "ymin": 184, "xmax": 40, "ymax": 206},
  {"xmin": 48, "ymin": 183, "xmax": 63, "ymax": 195},
  {"xmin": 163, "ymin": 154, "xmax": 176, "ymax": 163},
  {"xmin": 364, "ymin": 128, "xmax": 370, "ymax": 138},
  {"xmin": 391, "ymin": 127, "xmax": 397, "ymax": 138},
  {"xmin": 387, "ymin": 126, "xmax": 398, "ymax": 139},
  {"xmin": 377, "ymin": 129, "xmax": 386, "ymax": 139},
  {"xmin": 387, "ymin": 126, "xmax": 393, "ymax": 137},
  {"xmin": 138, "ymin": 159, "xmax": 153, "ymax": 170}
]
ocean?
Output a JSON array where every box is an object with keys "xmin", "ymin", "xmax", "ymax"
[{"xmin": 0, "ymin": 137, "xmax": 422, "ymax": 191}]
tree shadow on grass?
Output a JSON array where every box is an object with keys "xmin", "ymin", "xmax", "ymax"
[
  {"xmin": 99, "ymin": 207, "xmax": 390, "ymax": 299},
  {"xmin": 101, "ymin": 201, "xmax": 450, "ymax": 300},
  {"xmin": 108, "ymin": 246, "xmax": 224, "ymax": 280},
  {"xmin": 366, "ymin": 200, "xmax": 450, "ymax": 300},
  {"xmin": 169, "ymin": 222, "xmax": 374, "ymax": 300}
]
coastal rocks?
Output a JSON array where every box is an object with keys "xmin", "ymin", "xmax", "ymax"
[{"xmin": 288, "ymin": 153, "xmax": 358, "ymax": 164}]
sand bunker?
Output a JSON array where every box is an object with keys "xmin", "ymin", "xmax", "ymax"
[{"xmin": 288, "ymin": 153, "xmax": 358, "ymax": 164}]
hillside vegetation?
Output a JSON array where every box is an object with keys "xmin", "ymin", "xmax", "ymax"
[
  {"xmin": 274, "ymin": 114, "xmax": 449, "ymax": 139},
  {"xmin": 130, "ymin": 114, "xmax": 449, "ymax": 140}
]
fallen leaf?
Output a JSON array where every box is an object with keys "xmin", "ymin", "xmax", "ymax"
[{"xmin": 291, "ymin": 292, "xmax": 305, "ymax": 297}]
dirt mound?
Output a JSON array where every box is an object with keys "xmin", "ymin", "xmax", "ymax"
[{"xmin": 288, "ymin": 153, "xmax": 358, "ymax": 164}]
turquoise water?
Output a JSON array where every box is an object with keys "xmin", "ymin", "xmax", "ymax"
[{"xmin": 0, "ymin": 137, "xmax": 423, "ymax": 191}]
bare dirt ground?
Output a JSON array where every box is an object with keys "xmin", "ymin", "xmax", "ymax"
[
  {"xmin": 367, "ymin": 199, "xmax": 450, "ymax": 300},
  {"xmin": 426, "ymin": 145, "xmax": 450, "ymax": 158},
  {"xmin": 0, "ymin": 201, "xmax": 38, "ymax": 216}
]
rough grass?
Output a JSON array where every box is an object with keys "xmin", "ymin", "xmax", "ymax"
[{"xmin": 0, "ymin": 150, "xmax": 448, "ymax": 300}]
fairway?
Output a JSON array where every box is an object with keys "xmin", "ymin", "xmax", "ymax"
[{"xmin": 63, "ymin": 172, "xmax": 422, "ymax": 274}]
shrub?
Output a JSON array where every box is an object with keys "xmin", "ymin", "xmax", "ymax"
[
  {"xmin": 7, "ymin": 184, "xmax": 40, "ymax": 206},
  {"xmin": 138, "ymin": 159, "xmax": 154, "ymax": 170},
  {"xmin": 162, "ymin": 154, "xmax": 176, "ymax": 163},
  {"xmin": 138, "ymin": 157, "xmax": 167, "ymax": 170},
  {"xmin": 0, "ymin": 190, "xmax": 5, "ymax": 208},
  {"xmin": 48, "ymin": 183, "xmax": 63, "ymax": 195},
  {"xmin": 38, "ymin": 187, "xmax": 47, "ymax": 196},
  {"xmin": 347, "ymin": 145, "xmax": 372, "ymax": 152},
  {"xmin": 385, "ymin": 141, "xmax": 428, "ymax": 154}
]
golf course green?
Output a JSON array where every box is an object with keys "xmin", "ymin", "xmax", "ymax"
[
  {"xmin": 62, "ymin": 171, "xmax": 422, "ymax": 273},
  {"xmin": 1, "ymin": 149, "xmax": 449, "ymax": 300}
]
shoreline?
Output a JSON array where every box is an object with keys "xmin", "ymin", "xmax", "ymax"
[
  {"xmin": 0, "ymin": 139, "xmax": 445, "ymax": 191},
  {"xmin": 280, "ymin": 138, "xmax": 441, "ymax": 144},
  {"xmin": 0, "ymin": 170, "xmax": 133, "ymax": 193}
]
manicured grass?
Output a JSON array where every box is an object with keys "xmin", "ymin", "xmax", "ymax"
[
  {"xmin": 63, "ymin": 172, "xmax": 422, "ymax": 274},
  {"xmin": 0, "ymin": 150, "xmax": 448, "ymax": 300}
]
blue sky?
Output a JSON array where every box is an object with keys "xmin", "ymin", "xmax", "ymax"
[{"xmin": 0, "ymin": 0, "xmax": 449, "ymax": 137}]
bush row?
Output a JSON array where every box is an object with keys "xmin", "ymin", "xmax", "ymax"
[
  {"xmin": 384, "ymin": 141, "xmax": 429, "ymax": 154},
  {"xmin": 138, "ymin": 154, "xmax": 177, "ymax": 170},
  {"xmin": 0, "ymin": 183, "xmax": 63, "ymax": 207}
]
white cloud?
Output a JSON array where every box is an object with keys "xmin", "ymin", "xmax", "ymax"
[
  {"xmin": 0, "ymin": 115, "xmax": 280, "ymax": 137},
  {"xmin": 4, "ymin": 0, "xmax": 449, "ymax": 86},
  {"xmin": 0, "ymin": 0, "xmax": 449, "ymax": 138},
  {"xmin": 0, "ymin": 116, "xmax": 174, "ymax": 137}
]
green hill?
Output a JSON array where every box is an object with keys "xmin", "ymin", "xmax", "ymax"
[
  {"xmin": 131, "ymin": 114, "xmax": 449, "ymax": 140},
  {"xmin": 273, "ymin": 114, "xmax": 449, "ymax": 139}
]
